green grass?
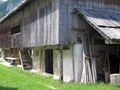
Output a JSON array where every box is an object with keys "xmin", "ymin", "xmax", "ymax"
[{"xmin": 0, "ymin": 64, "xmax": 120, "ymax": 90}]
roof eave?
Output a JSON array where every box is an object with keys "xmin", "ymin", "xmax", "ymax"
[{"xmin": 0, "ymin": 0, "xmax": 30, "ymax": 24}]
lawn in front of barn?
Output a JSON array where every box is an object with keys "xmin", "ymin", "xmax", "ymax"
[{"xmin": 0, "ymin": 64, "xmax": 120, "ymax": 90}]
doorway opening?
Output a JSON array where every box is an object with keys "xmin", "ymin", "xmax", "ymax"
[
  {"xmin": 109, "ymin": 54, "xmax": 119, "ymax": 74},
  {"xmin": 45, "ymin": 49, "xmax": 53, "ymax": 74}
]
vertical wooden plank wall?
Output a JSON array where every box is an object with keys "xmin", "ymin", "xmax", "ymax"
[
  {"xmin": 59, "ymin": 0, "xmax": 120, "ymax": 45},
  {"xmin": 80, "ymin": 0, "xmax": 120, "ymax": 13},
  {"xmin": 59, "ymin": 0, "xmax": 84, "ymax": 44},
  {"xmin": 21, "ymin": 3, "xmax": 32, "ymax": 47},
  {"xmin": 0, "ymin": 0, "xmax": 60, "ymax": 48},
  {"xmin": 21, "ymin": 0, "xmax": 59, "ymax": 47},
  {"xmin": 2, "ymin": 21, "xmax": 10, "ymax": 48},
  {"xmin": 59, "ymin": 0, "xmax": 71, "ymax": 44},
  {"xmin": 37, "ymin": 0, "xmax": 59, "ymax": 46},
  {"xmin": 0, "ymin": 0, "xmax": 120, "ymax": 48}
]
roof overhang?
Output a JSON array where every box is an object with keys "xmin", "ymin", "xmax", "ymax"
[{"xmin": 76, "ymin": 8, "xmax": 120, "ymax": 44}]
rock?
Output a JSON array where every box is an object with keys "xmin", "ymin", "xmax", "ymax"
[
  {"xmin": 17, "ymin": 65, "xmax": 22, "ymax": 68},
  {"xmin": 110, "ymin": 74, "xmax": 120, "ymax": 85}
]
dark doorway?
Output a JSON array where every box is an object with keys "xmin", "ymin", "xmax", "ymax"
[
  {"xmin": 45, "ymin": 49, "xmax": 53, "ymax": 74},
  {"xmin": 109, "ymin": 54, "xmax": 119, "ymax": 74}
]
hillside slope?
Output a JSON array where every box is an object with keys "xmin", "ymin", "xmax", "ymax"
[{"xmin": 0, "ymin": 0, "xmax": 23, "ymax": 18}]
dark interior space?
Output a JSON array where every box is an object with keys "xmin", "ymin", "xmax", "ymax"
[
  {"xmin": 109, "ymin": 54, "xmax": 119, "ymax": 74},
  {"xmin": 45, "ymin": 49, "xmax": 53, "ymax": 74},
  {"xmin": 11, "ymin": 25, "xmax": 21, "ymax": 35},
  {"xmin": 96, "ymin": 46, "xmax": 120, "ymax": 82}
]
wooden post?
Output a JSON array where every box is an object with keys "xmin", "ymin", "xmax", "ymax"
[
  {"xmin": 72, "ymin": 46, "xmax": 75, "ymax": 81},
  {"xmin": 1, "ymin": 49, "xmax": 5, "ymax": 58},
  {"xmin": 88, "ymin": 34, "xmax": 97, "ymax": 83},
  {"xmin": 105, "ymin": 47, "xmax": 110, "ymax": 83},
  {"xmin": 19, "ymin": 49, "xmax": 24, "ymax": 70},
  {"xmin": 88, "ymin": 34, "xmax": 94, "ymax": 83},
  {"xmin": 81, "ymin": 35, "xmax": 87, "ymax": 83},
  {"xmin": 59, "ymin": 46, "xmax": 63, "ymax": 81}
]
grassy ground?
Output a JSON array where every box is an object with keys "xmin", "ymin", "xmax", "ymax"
[{"xmin": 0, "ymin": 65, "xmax": 120, "ymax": 90}]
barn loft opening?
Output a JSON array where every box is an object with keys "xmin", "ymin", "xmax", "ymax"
[
  {"xmin": 45, "ymin": 49, "xmax": 53, "ymax": 74},
  {"xmin": 11, "ymin": 25, "xmax": 21, "ymax": 35}
]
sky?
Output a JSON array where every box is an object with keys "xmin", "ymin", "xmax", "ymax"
[{"xmin": 0, "ymin": 0, "xmax": 8, "ymax": 2}]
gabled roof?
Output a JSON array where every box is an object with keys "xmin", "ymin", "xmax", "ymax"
[
  {"xmin": 77, "ymin": 8, "xmax": 120, "ymax": 44},
  {"xmin": 0, "ymin": 0, "xmax": 31, "ymax": 24}
]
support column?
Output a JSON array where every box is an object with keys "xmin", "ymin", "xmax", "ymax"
[
  {"xmin": 1, "ymin": 49, "xmax": 5, "ymax": 58},
  {"xmin": 59, "ymin": 46, "xmax": 63, "ymax": 81},
  {"xmin": 72, "ymin": 46, "xmax": 75, "ymax": 82},
  {"xmin": 19, "ymin": 49, "xmax": 24, "ymax": 70}
]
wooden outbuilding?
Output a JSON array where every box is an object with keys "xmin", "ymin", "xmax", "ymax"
[{"xmin": 0, "ymin": 0, "xmax": 120, "ymax": 83}]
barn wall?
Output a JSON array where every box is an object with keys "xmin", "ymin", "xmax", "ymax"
[
  {"xmin": 32, "ymin": 48, "xmax": 41, "ymax": 72},
  {"xmin": 59, "ymin": 0, "xmax": 120, "ymax": 44},
  {"xmin": 0, "ymin": 34, "xmax": 3, "ymax": 48},
  {"xmin": 73, "ymin": 44, "xmax": 83, "ymax": 82},
  {"xmin": 0, "ymin": 0, "xmax": 120, "ymax": 47},
  {"xmin": 0, "ymin": 9, "xmax": 23, "ymax": 48},
  {"xmin": 62, "ymin": 45, "xmax": 83, "ymax": 82},
  {"xmin": 59, "ymin": 0, "xmax": 91, "ymax": 44},
  {"xmin": 80, "ymin": 0, "xmax": 120, "ymax": 13},
  {"xmin": 21, "ymin": 0, "xmax": 59, "ymax": 47},
  {"xmin": 31, "ymin": 47, "xmax": 46, "ymax": 73},
  {"xmin": 31, "ymin": 47, "xmax": 61, "ymax": 79},
  {"xmin": 31, "ymin": 45, "xmax": 84, "ymax": 82},
  {"xmin": 0, "ymin": 0, "xmax": 59, "ymax": 48},
  {"xmin": 39, "ymin": 49, "xmax": 45, "ymax": 73},
  {"xmin": 53, "ymin": 50, "xmax": 60, "ymax": 80},
  {"xmin": 63, "ymin": 47, "xmax": 74, "ymax": 82}
]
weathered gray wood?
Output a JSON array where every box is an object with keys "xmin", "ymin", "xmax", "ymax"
[
  {"xmin": 73, "ymin": 44, "xmax": 83, "ymax": 82},
  {"xmin": 59, "ymin": 46, "xmax": 63, "ymax": 81},
  {"xmin": 0, "ymin": 0, "xmax": 59, "ymax": 48},
  {"xmin": 72, "ymin": 46, "xmax": 75, "ymax": 82},
  {"xmin": 1, "ymin": 49, "xmax": 5, "ymax": 58},
  {"xmin": 0, "ymin": 0, "xmax": 120, "ymax": 47},
  {"xmin": 88, "ymin": 34, "xmax": 97, "ymax": 83},
  {"xmin": 19, "ymin": 50, "xmax": 24, "ymax": 70}
]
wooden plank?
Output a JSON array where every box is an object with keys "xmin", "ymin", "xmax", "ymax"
[
  {"xmin": 36, "ymin": 0, "xmax": 40, "ymax": 46},
  {"xmin": 29, "ymin": 1, "xmax": 38, "ymax": 47},
  {"xmin": 19, "ymin": 49, "xmax": 24, "ymax": 70},
  {"xmin": 59, "ymin": 46, "xmax": 63, "ymax": 81},
  {"xmin": 52, "ymin": 0, "xmax": 59, "ymax": 44}
]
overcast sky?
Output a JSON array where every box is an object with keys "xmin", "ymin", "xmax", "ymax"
[{"xmin": 0, "ymin": 0, "xmax": 8, "ymax": 2}]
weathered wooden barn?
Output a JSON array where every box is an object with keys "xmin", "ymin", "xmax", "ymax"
[{"xmin": 0, "ymin": 0, "xmax": 120, "ymax": 83}]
